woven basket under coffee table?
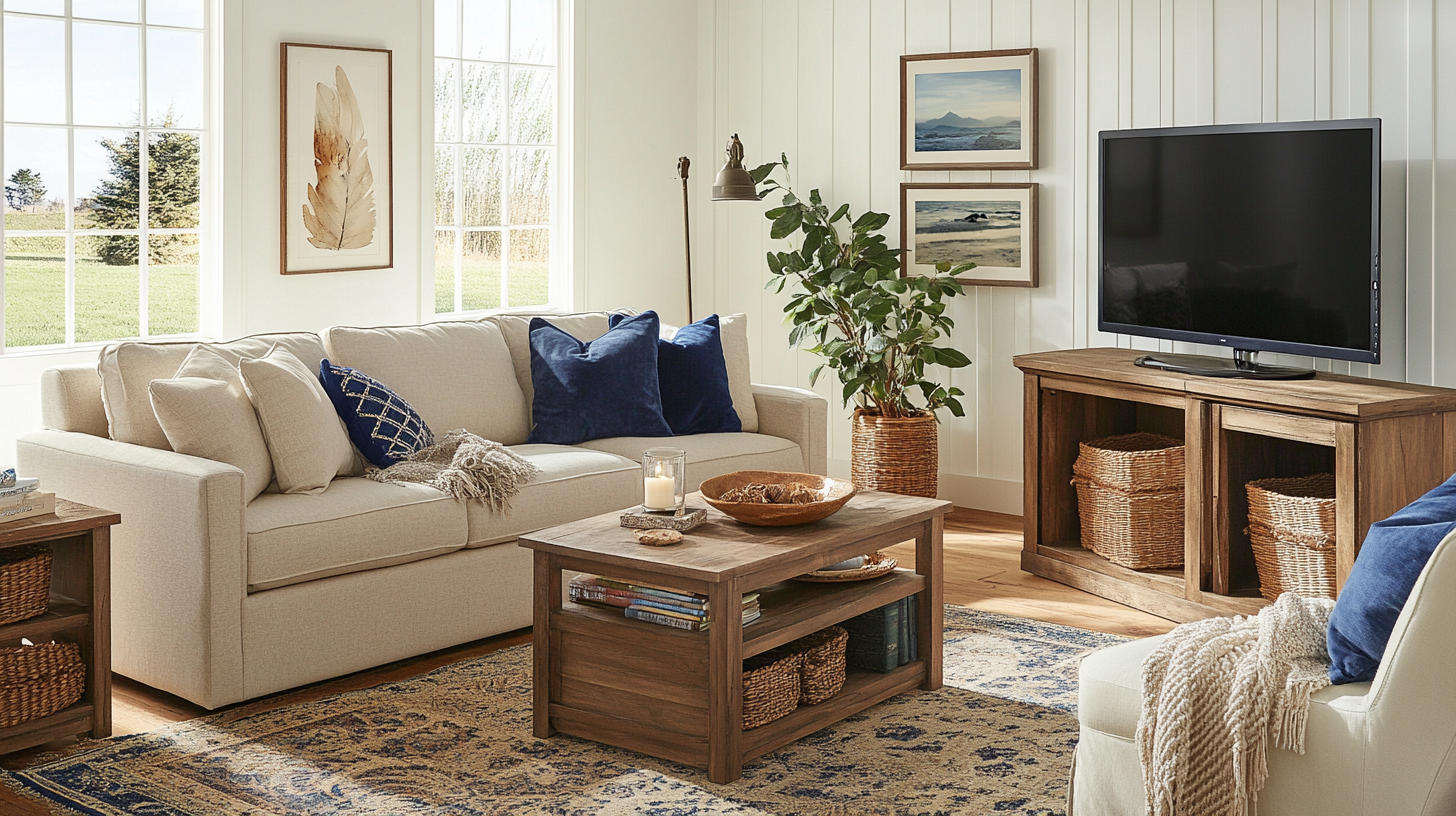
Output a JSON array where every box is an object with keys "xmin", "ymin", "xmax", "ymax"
[
  {"xmin": 1071, "ymin": 432, "xmax": 1186, "ymax": 570},
  {"xmin": 742, "ymin": 650, "xmax": 803, "ymax": 729},
  {"xmin": 1246, "ymin": 474, "xmax": 1338, "ymax": 600}
]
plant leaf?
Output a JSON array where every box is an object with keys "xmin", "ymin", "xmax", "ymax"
[{"xmin": 302, "ymin": 65, "xmax": 377, "ymax": 251}]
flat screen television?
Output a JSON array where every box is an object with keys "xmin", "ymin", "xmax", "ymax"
[{"xmin": 1098, "ymin": 118, "xmax": 1380, "ymax": 379}]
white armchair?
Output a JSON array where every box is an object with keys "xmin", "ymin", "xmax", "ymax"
[{"xmin": 1071, "ymin": 529, "xmax": 1456, "ymax": 815}]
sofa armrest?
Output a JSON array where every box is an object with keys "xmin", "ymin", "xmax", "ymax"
[
  {"xmin": 752, "ymin": 383, "xmax": 828, "ymax": 474},
  {"xmin": 17, "ymin": 429, "xmax": 246, "ymax": 709}
]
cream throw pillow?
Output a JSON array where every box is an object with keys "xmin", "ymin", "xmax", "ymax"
[
  {"xmin": 148, "ymin": 346, "xmax": 275, "ymax": 501},
  {"xmin": 239, "ymin": 345, "xmax": 357, "ymax": 495}
]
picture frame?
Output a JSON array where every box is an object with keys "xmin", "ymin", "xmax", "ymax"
[
  {"xmin": 901, "ymin": 48, "xmax": 1038, "ymax": 170},
  {"xmin": 901, "ymin": 183, "xmax": 1039, "ymax": 287},
  {"xmin": 280, "ymin": 43, "xmax": 393, "ymax": 275}
]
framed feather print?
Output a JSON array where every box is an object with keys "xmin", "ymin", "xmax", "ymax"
[{"xmin": 280, "ymin": 43, "xmax": 393, "ymax": 274}]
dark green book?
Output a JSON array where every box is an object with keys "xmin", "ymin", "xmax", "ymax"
[
  {"xmin": 896, "ymin": 597, "xmax": 910, "ymax": 666},
  {"xmin": 907, "ymin": 594, "xmax": 918, "ymax": 662},
  {"xmin": 843, "ymin": 601, "xmax": 901, "ymax": 673}
]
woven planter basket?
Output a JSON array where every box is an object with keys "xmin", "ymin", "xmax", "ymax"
[
  {"xmin": 850, "ymin": 409, "xmax": 938, "ymax": 498},
  {"xmin": 1246, "ymin": 474, "xmax": 1337, "ymax": 600},
  {"xmin": 1072, "ymin": 433, "xmax": 1185, "ymax": 570},
  {"xmin": 789, "ymin": 626, "xmax": 848, "ymax": 705},
  {"xmin": 0, "ymin": 641, "xmax": 85, "ymax": 730},
  {"xmin": 0, "ymin": 544, "xmax": 53, "ymax": 626},
  {"xmin": 742, "ymin": 650, "xmax": 803, "ymax": 730}
]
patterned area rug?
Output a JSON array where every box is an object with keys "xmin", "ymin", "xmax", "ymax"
[{"xmin": 5, "ymin": 608, "xmax": 1127, "ymax": 816}]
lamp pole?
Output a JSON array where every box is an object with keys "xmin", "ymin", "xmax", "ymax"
[{"xmin": 678, "ymin": 156, "xmax": 693, "ymax": 322}]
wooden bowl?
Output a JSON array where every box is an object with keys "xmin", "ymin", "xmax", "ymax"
[{"xmin": 699, "ymin": 470, "xmax": 858, "ymax": 526}]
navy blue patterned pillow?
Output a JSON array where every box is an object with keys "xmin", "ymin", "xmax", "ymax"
[{"xmin": 318, "ymin": 360, "xmax": 435, "ymax": 468}]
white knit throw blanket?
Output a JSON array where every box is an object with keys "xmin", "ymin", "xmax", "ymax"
[
  {"xmin": 366, "ymin": 429, "xmax": 540, "ymax": 512},
  {"xmin": 1138, "ymin": 592, "xmax": 1335, "ymax": 816}
]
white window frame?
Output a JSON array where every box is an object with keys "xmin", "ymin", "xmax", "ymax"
[
  {"xmin": 425, "ymin": 0, "xmax": 572, "ymax": 319},
  {"xmin": 0, "ymin": 0, "xmax": 218, "ymax": 356}
]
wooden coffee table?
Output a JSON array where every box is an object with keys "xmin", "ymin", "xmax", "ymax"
[{"xmin": 519, "ymin": 490, "xmax": 951, "ymax": 783}]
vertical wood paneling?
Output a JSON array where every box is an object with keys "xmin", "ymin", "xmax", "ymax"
[
  {"xmin": 1434, "ymin": 1, "xmax": 1456, "ymax": 387},
  {"xmin": 759, "ymin": 0, "xmax": 799, "ymax": 390},
  {"xmin": 725, "ymin": 0, "xmax": 765, "ymax": 386},
  {"xmin": 1403, "ymin": 0, "xmax": 1434, "ymax": 385},
  {"xmin": 1214, "ymin": 0, "xmax": 1263, "ymax": 123}
]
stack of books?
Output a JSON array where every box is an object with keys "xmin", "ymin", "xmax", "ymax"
[
  {"xmin": 841, "ymin": 596, "xmax": 919, "ymax": 673},
  {"xmin": 0, "ymin": 470, "xmax": 54, "ymax": 525},
  {"xmin": 568, "ymin": 574, "xmax": 761, "ymax": 632}
]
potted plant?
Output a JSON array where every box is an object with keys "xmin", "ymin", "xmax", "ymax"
[{"xmin": 750, "ymin": 155, "xmax": 972, "ymax": 498}]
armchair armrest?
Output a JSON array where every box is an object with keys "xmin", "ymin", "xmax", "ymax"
[
  {"xmin": 17, "ymin": 429, "xmax": 246, "ymax": 708},
  {"xmin": 752, "ymin": 383, "xmax": 828, "ymax": 474}
]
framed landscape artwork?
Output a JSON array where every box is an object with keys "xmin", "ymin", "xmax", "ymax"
[
  {"xmin": 901, "ymin": 183, "xmax": 1039, "ymax": 287},
  {"xmin": 901, "ymin": 48, "xmax": 1038, "ymax": 170},
  {"xmin": 280, "ymin": 43, "xmax": 393, "ymax": 274}
]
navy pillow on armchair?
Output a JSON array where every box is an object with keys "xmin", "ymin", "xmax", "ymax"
[
  {"xmin": 527, "ymin": 311, "xmax": 673, "ymax": 445},
  {"xmin": 611, "ymin": 312, "xmax": 741, "ymax": 436}
]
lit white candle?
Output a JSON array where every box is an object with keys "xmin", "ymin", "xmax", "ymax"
[{"xmin": 644, "ymin": 461, "xmax": 676, "ymax": 510}]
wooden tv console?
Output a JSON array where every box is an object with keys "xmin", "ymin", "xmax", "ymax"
[{"xmin": 1014, "ymin": 347, "xmax": 1456, "ymax": 622}]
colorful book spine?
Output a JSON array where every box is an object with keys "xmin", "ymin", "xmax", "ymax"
[
  {"xmin": 629, "ymin": 598, "xmax": 710, "ymax": 618},
  {"xmin": 626, "ymin": 608, "xmax": 708, "ymax": 631}
]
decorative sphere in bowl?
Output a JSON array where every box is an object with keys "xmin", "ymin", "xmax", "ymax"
[{"xmin": 699, "ymin": 470, "xmax": 858, "ymax": 526}]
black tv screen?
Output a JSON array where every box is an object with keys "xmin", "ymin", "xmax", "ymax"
[{"xmin": 1099, "ymin": 119, "xmax": 1380, "ymax": 364}]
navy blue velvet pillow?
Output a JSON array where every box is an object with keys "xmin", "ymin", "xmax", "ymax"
[
  {"xmin": 1327, "ymin": 472, "xmax": 1456, "ymax": 684},
  {"xmin": 611, "ymin": 312, "xmax": 741, "ymax": 436},
  {"xmin": 318, "ymin": 360, "xmax": 435, "ymax": 469},
  {"xmin": 527, "ymin": 311, "xmax": 672, "ymax": 445}
]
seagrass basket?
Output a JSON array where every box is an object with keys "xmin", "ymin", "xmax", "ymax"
[
  {"xmin": 0, "ymin": 544, "xmax": 53, "ymax": 626},
  {"xmin": 850, "ymin": 409, "xmax": 938, "ymax": 498},
  {"xmin": 742, "ymin": 649, "xmax": 803, "ymax": 730},
  {"xmin": 1245, "ymin": 474, "xmax": 1337, "ymax": 600},
  {"xmin": 0, "ymin": 641, "xmax": 85, "ymax": 730},
  {"xmin": 1071, "ymin": 433, "xmax": 1185, "ymax": 570},
  {"xmin": 790, "ymin": 626, "xmax": 848, "ymax": 705}
]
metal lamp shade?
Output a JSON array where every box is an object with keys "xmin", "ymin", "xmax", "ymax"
[{"xmin": 711, "ymin": 165, "xmax": 758, "ymax": 201}]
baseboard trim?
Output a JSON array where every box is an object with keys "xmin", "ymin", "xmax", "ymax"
[{"xmin": 826, "ymin": 458, "xmax": 1023, "ymax": 516}]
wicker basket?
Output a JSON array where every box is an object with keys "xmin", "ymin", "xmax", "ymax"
[
  {"xmin": 1245, "ymin": 474, "xmax": 1337, "ymax": 600},
  {"xmin": 1072, "ymin": 433, "xmax": 1185, "ymax": 570},
  {"xmin": 742, "ymin": 650, "xmax": 803, "ymax": 730},
  {"xmin": 0, "ymin": 544, "xmax": 53, "ymax": 626},
  {"xmin": 789, "ymin": 626, "xmax": 848, "ymax": 705},
  {"xmin": 0, "ymin": 642, "xmax": 85, "ymax": 730},
  {"xmin": 850, "ymin": 409, "xmax": 938, "ymax": 498}
]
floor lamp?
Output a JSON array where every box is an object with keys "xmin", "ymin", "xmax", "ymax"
[{"xmin": 678, "ymin": 134, "xmax": 759, "ymax": 322}]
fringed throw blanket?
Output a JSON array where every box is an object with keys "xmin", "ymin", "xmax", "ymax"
[
  {"xmin": 1138, "ymin": 592, "xmax": 1335, "ymax": 816},
  {"xmin": 367, "ymin": 429, "xmax": 539, "ymax": 512}
]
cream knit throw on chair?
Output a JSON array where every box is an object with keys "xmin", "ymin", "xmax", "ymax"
[
  {"xmin": 1137, "ymin": 592, "xmax": 1335, "ymax": 816},
  {"xmin": 366, "ymin": 429, "xmax": 540, "ymax": 512}
]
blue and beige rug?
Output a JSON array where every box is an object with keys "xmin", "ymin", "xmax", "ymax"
[{"xmin": 5, "ymin": 608, "xmax": 1127, "ymax": 816}]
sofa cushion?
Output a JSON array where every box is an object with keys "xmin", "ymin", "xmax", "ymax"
[
  {"xmin": 320, "ymin": 321, "xmax": 530, "ymax": 444},
  {"xmin": 617, "ymin": 312, "xmax": 740, "ymax": 436},
  {"xmin": 1078, "ymin": 635, "xmax": 1162, "ymax": 739},
  {"xmin": 246, "ymin": 477, "xmax": 466, "ymax": 591},
  {"xmin": 463, "ymin": 444, "xmax": 640, "ymax": 548},
  {"xmin": 98, "ymin": 332, "xmax": 328, "ymax": 449},
  {"xmin": 239, "ymin": 346, "xmax": 358, "ymax": 495},
  {"xmin": 149, "ymin": 346, "xmax": 274, "ymax": 501},
  {"xmin": 319, "ymin": 360, "xmax": 435, "ymax": 468},
  {"xmin": 489, "ymin": 311, "xmax": 616, "ymax": 419},
  {"xmin": 580, "ymin": 432, "xmax": 802, "ymax": 490},
  {"xmin": 527, "ymin": 312, "xmax": 672, "ymax": 445}
]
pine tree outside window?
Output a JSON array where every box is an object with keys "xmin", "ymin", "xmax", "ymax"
[{"xmin": 1, "ymin": 0, "xmax": 208, "ymax": 351}]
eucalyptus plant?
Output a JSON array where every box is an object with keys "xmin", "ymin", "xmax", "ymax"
[{"xmin": 751, "ymin": 155, "xmax": 972, "ymax": 419}]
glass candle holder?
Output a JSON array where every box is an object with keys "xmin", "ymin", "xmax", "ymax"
[{"xmin": 642, "ymin": 447, "xmax": 687, "ymax": 514}]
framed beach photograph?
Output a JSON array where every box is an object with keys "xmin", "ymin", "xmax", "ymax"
[
  {"xmin": 901, "ymin": 183, "xmax": 1038, "ymax": 287},
  {"xmin": 280, "ymin": 43, "xmax": 393, "ymax": 274},
  {"xmin": 901, "ymin": 48, "xmax": 1038, "ymax": 170}
]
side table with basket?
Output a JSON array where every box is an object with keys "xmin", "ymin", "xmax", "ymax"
[{"xmin": 0, "ymin": 500, "xmax": 116, "ymax": 754}]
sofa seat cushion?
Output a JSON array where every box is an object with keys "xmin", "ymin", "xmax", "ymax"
[
  {"xmin": 579, "ymin": 433, "xmax": 803, "ymax": 490},
  {"xmin": 247, "ymin": 477, "xmax": 467, "ymax": 591},
  {"xmin": 464, "ymin": 444, "xmax": 641, "ymax": 548},
  {"xmin": 1078, "ymin": 634, "xmax": 1163, "ymax": 739}
]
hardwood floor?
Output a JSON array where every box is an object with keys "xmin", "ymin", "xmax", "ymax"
[{"xmin": 0, "ymin": 508, "xmax": 1172, "ymax": 813}]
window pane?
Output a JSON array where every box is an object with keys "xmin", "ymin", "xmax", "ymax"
[
  {"xmin": 73, "ymin": 0, "xmax": 137, "ymax": 22},
  {"xmin": 73, "ymin": 22, "xmax": 140, "ymax": 128},
  {"xmin": 147, "ymin": 233, "xmax": 198, "ymax": 334},
  {"xmin": 462, "ymin": 230, "xmax": 500, "ymax": 310},
  {"xmin": 148, "ymin": 28, "xmax": 204, "ymax": 128},
  {"xmin": 3, "ymin": 126, "xmax": 67, "ymax": 228},
  {"xmin": 462, "ymin": 62, "xmax": 503, "ymax": 142},
  {"xmin": 508, "ymin": 148, "xmax": 549, "ymax": 225},
  {"xmin": 4, "ymin": 16, "xmax": 66, "ymax": 124},
  {"xmin": 434, "ymin": 230, "xmax": 457, "ymax": 313},
  {"xmin": 146, "ymin": 0, "xmax": 203, "ymax": 28},
  {"xmin": 3, "ymin": 0, "xmax": 61, "ymax": 15},
  {"xmin": 508, "ymin": 228, "xmax": 548, "ymax": 307},
  {"xmin": 510, "ymin": 0, "xmax": 554, "ymax": 64},
  {"xmin": 435, "ymin": 0, "xmax": 458, "ymax": 58},
  {"xmin": 435, "ymin": 60, "xmax": 458, "ymax": 141},
  {"xmin": 148, "ymin": 131, "xmax": 200, "ymax": 228},
  {"xmin": 75, "ymin": 129, "xmax": 138, "ymax": 229},
  {"xmin": 509, "ymin": 66, "xmax": 553, "ymax": 144},
  {"xmin": 461, "ymin": 0, "xmax": 505, "ymax": 61},
  {"xmin": 74, "ymin": 233, "xmax": 139, "ymax": 341},
  {"xmin": 462, "ymin": 146, "xmax": 500, "ymax": 226},
  {"xmin": 435, "ymin": 146, "xmax": 456, "ymax": 225},
  {"xmin": 4, "ymin": 235, "xmax": 65, "ymax": 347}
]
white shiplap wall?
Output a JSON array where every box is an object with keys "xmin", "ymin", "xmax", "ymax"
[{"xmin": 696, "ymin": 0, "xmax": 1449, "ymax": 514}]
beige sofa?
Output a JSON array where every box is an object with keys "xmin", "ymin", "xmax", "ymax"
[{"xmin": 17, "ymin": 312, "xmax": 828, "ymax": 710}]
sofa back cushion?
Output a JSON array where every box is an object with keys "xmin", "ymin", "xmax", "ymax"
[
  {"xmin": 149, "ymin": 346, "xmax": 275, "ymax": 501},
  {"xmin": 488, "ymin": 312, "xmax": 616, "ymax": 423},
  {"xmin": 320, "ymin": 320, "xmax": 530, "ymax": 445},
  {"xmin": 239, "ymin": 345, "xmax": 358, "ymax": 495},
  {"xmin": 98, "ymin": 332, "xmax": 328, "ymax": 449}
]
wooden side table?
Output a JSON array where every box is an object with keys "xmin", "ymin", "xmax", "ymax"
[{"xmin": 0, "ymin": 500, "xmax": 117, "ymax": 754}]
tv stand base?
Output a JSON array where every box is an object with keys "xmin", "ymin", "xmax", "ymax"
[{"xmin": 1134, "ymin": 351, "xmax": 1315, "ymax": 380}]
